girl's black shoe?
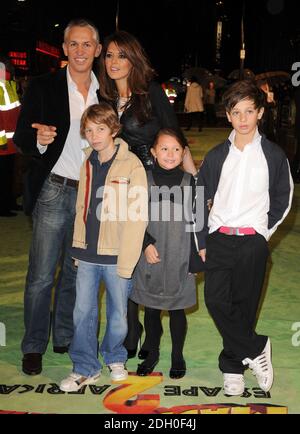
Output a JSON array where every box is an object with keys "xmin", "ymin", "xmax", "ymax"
[
  {"xmin": 137, "ymin": 348, "xmax": 149, "ymax": 360},
  {"xmin": 169, "ymin": 360, "xmax": 186, "ymax": 379},
  {"xmin": 136, "ymin": 359, "xmax": 159, "ymax": 376}
]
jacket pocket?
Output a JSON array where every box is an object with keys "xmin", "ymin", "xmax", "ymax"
[{"xmin": 109, "ymin": 176, "xmax": 130, "ymax": 185}]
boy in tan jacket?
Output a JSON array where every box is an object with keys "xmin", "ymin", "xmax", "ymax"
[{"xmin": 60, "ymin": 103, "xmax": 147, "ymax": 392}]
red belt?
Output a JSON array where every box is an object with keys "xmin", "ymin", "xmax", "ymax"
[{"xmin": 219, "ymin": 226, "xmax": 256, "ymax": 236}]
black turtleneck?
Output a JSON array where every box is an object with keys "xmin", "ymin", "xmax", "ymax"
[
  {"xmin": 142, "ymin": 163, "xmax": 194, "ymax": 251},
  {"xmin": 142, "ymin": 162, "xmax": 203, "ymax": 273},
  {"xmin": 152, "ymin": 163, "xmax": 184, "ymax": 187}
]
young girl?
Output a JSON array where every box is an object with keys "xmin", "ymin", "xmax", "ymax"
[{"xmin": 130, "ymin": 128, "xmax": 202, "ymax": 379}]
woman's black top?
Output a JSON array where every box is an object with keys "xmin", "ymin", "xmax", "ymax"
[{"xmin": 101, "ymin": 81, "xmax": 180, "ymax": 168}]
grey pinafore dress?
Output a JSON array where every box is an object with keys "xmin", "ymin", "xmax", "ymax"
[{"xmin": 130, "ymin": 171, "xmax": 196, "ymax": 310}]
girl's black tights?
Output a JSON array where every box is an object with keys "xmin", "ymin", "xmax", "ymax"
[{"xmin": 142, "ymin": 307, "xmax": 187, "ymax": 367}]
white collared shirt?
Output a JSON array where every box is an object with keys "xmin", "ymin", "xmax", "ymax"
[
  {"xmin": 38, "ymin": 67, "xmax": 99, "ymax": 180},
  {"xmin": 208, "ymin": 128, "xmax": 271, "ymax": 240}
]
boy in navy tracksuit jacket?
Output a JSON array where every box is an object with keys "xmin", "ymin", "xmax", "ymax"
[{"xmin": 196, "ymin": 80, "xmax": 293, "ymax": 396}]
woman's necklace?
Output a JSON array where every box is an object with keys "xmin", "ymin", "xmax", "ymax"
[{"xmin": 117, "ymin": 95, "xmax": 130, "ymax": 112}]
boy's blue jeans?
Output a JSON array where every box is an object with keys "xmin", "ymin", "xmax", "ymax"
[{"xmin": 69, "ymin": 260, "xmax": 132, "ymax": 377}]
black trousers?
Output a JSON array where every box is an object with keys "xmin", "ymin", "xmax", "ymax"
[
  {"xmin": 124, "ymin": 299, "xmax": 142, "ymax": 351},
  {"xmin": 0, "ymin": 154, "xmax": 15, "ymax": 213},
  {"xmin": 205, "ymin": 104, "xmax": 217, "ymax": 126},
  {"xmin": 204, "ymin": 231, "xmax": 269, "ymax": 374},
  {"xmin": 186, "ymin": 112, "xmax": 203, "ymax": 130}
]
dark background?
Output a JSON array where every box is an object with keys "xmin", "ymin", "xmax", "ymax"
[{"xmin": 1, "ymin": 0, "xmax": 300, "ymax": 79}]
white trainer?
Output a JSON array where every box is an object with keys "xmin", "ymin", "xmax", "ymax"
[
  {"xmin": 223, "ymin": 373, "xmax": 245, "ymax": 396},
  {"xmin": 59, "ymin": 371, "xmax": 101, "ymax": 392},
  {"xmin": 108, "ymin": 363, "xmax": 128, "ymax": 382},
  {"xmin": 242, "ymin": 338, "xmax": 273, "ymax": 392}
]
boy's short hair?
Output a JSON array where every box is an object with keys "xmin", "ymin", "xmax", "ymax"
[
  {"xmin": 152, "ymin": 128, "xmax": 187, "ymax": 149},
  {"xmin": 80, "ymin": 102, "xmax": 121, "ymax": 138},
  {"xmin": 222, "ymin": 80, "xmax": 266, "ymax": 113}
]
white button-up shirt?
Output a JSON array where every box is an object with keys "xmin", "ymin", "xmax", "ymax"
[
  {"xmin": 38, "ymin": 67, "xmax": 99, "ymax": 180},
  {"xmin": 209, "ymin": 128, "xmax": 271, "ymax": 240}
]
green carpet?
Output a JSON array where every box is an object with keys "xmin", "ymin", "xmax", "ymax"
[
  {"xmin": 0, "ymin": 128, "xmax": 299, "ymax": 414},
  {"xmin": 187, "ymin": 127, "xmax": 231, "ymax": 160}
]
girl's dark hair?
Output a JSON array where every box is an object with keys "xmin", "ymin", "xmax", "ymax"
[
  {"xmin": 222, "ymin": 80, "xmax": 266, "ymax": 112},
  {"xmin": 80, "ymin": 102, "xmax": 121, "ymax": 138},
  {"xmin": 152, "ymin": 128, "xmax": 187, "ymax": 149},
  {"xmin": 97, "ymin": 31, "xmax": 156, "ymax": 124}
]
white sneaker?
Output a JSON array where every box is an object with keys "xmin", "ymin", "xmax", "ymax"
[
  {"xmin": 108, "ymin": 363, "xmax": 128, "ymax": 382},
  {"xmin": 242, "ymin": 338, "xmax": 273, "ymax": 392},
  {"xmin": 223, "ymin": 373, "xmax": 245, "ymax": 396},
  {"xmin": 59, "ymin": 371, "xmax": 101, "ymax": 392}
]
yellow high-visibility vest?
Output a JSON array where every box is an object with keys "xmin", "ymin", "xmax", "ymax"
[{"xmin": 0, "ymin": 80, "xmax": 21, "ymax": 150}]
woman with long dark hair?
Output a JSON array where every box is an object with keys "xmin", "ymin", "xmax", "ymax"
[{"xmin": 97, "ymin": 30, "xmax": 197, "ymax": 359}]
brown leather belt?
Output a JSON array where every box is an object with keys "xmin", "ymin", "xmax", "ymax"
[{"xmin": 49, "ymin": 173, "xmax": 79, "ymax": 189}]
